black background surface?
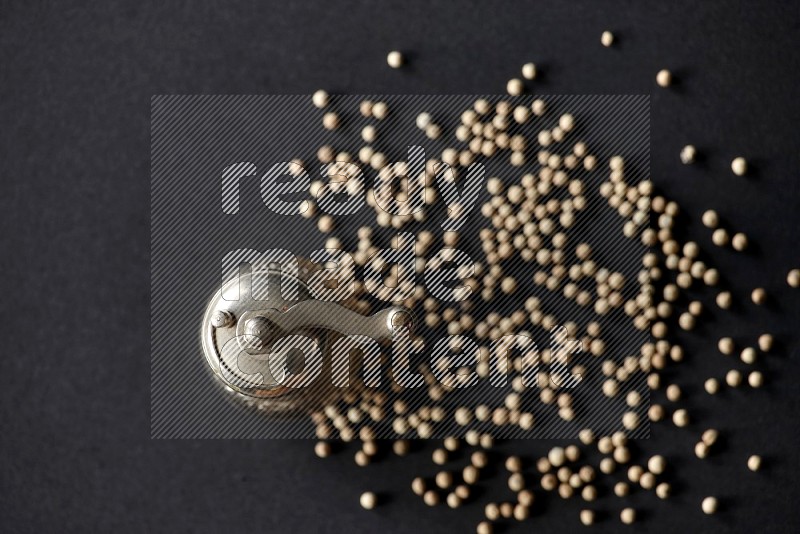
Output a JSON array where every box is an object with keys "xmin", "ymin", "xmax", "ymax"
[{"xmin": 2, "ymin": 1, "xmax": 799, "ymax": 532}]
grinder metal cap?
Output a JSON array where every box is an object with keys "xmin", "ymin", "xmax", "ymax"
[{"xmin": 200, "ymin": 261, "xmax": 415, "ymax": 413}]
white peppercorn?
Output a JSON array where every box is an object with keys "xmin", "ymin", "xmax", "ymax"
[
  {"xmin": 656, "ymin": 69, "xmax": 672, "ymax": 87},
  {"xmin": 314, "ymin": 441, "xmax": 331, "ymax": 458},
  {"xmin": 393, "ymin": 440, "xmax": 410, "ymax": 456},
  {"xmin": 521, "ymin": 63, "xmax": 537, "ymax": 80},
  {"xmin": 463, "ymin": 466, "xmax": 479, "ymax": 485},
  {"xmin": 751, "ymin": 287, "xmax": 766, "ymax": 305},
  {"xmin": 732, "ymin": 232, "xmax": 748, "ymax": 251},
  {"xmin": 701, "ymin": 496, "xmax": 718, "ymax": 515},
  {"xmin": 680, "ymin": 145, "xmax": 696, "ymax": 164},
  {"xmin": 355, "ymin": 450, "xmax": 369, "ymax": 466},
  {"xmin": 620, "ymin": 507, "xmax": 636, "ymax": 524},
  {"xmin": 704, "ymin": 378, "xmax": 720, "ymax": 395},
  {"xmin": 788, "ymin": 269, "xmax": 800, "ymax": 288},
  {"xmin": 740, "ymin": 347, "xmax": 757, "ymax": 364},
  {"xmin": 701, "ymin": 429, "xmax": 719, "ymax": 446},
  {"xmin": 387, "ymin": 50, "xmax": 404, "ymax": 68},
  {"xmin": 673, "ymin": 409, "xmax": 689, "ymax": 427},
  {"xmin": 647, "ymin": 455, "xmax": 666, "ymax": 475},
  {"xmin": 507, "ymin": 78, "xmax": 524, "ymax": 96},
  {"xmin": 628, "ymin": 465, "xmax": 644, "ymax": 483},
  {"xmin": 695, "ymin": 442, "xmax": 709, "ymax": 459},
  {"xmin": 372, "ymin": 102, "xmax": 388, "ymax": 119},
  {"xmin": 436, "ymin": 471, "xmax": 454, "ymax": 489},
  {"xmin": 731, "ymin": 157, "xmax": 747, "ymax": 176},
  {"xmin": 701, "ymin": 209, "xmax": 719, "ymax": 228},
  {"xmin": 312, "ymin": 89, "xmax": 329, "ymax": 109},
  {"xmin": 580, "ymin": 509, "xmax": 595, "ymax": 525},
  {"xmin": 360, "ymin": 491, "xmax": 378, "ymax": 510},
  {"xmin": 423, "ymin": 490, "xmax": 439, "ymax": 506},
  {"xmin": 726, "ymin": 369, "xmax": 743, "ymax": 387},
  {"xmin": 322, "ymin": 112, "xmax": 339, "ymax": 130},
  {"xmin": 747, "ymin": 455, "xmax": 762, "ymax": 471},
  {"xmin": 748, "ymin": 371, "xmax": 764, "ymax": 388},
  {"xmin": 640, "ymin": 472, "xmax": 656, "ymax": 490},
  {"xmin": 446, "ymin": 492, "xmax": 461, "ymax": 509},
  {"xmin": 666, "ymin": 384, "xmax": 682, "ymax": 402},
  {"xmin": 712, "ymin": 228, "xmax": 729, "ymax": 247},
  {"xmin": 548, "ymin": 447, "xmax": 566, "ymax": 467},
  {"xmin": 472, "ymin": 451, "xmax": 488, "ymax": 468}
]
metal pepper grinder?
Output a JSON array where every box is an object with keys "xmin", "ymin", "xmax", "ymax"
[{"xmin": 200, "ymin": 259, "xmax": 415, "ymax": 414}]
